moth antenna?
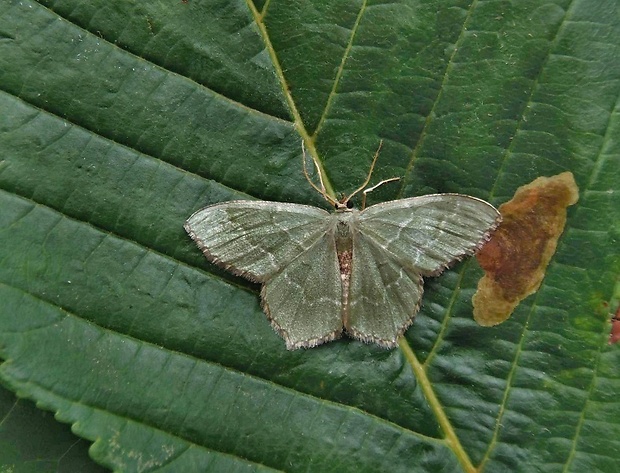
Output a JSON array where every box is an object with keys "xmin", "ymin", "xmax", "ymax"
[
  {"xmin": 361, "ymin": 177, "xmax": 400, "ymax": 209},
  {"xmin": 345, "ymin": 140, "xmax": 383, "ymax": 204},
  {"xmin": 301, "ymin": 141, "xmax": 338, "ymax": 206}
]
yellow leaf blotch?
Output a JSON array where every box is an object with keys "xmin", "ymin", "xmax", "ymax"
[{"xmin": 473, "ymin": 172, "xmax": 579, "ymax": 326}]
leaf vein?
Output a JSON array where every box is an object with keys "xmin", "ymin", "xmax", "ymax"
[
  {"xmin": 422, "ymin": 261, "xmax": 471, "ymax": 368},
  {"xmin": 0, "ymin": 90, "xmax": 259, "ymax": 203},
  {"xmin": 312, "ymin": 0, "xmax": 368, "ymax": 139},
  {"xmin": 476, "ymin": 8, "xmax": 619, "ymax": 461},
  {"xmin": 0, "ymin": 255, "xmax": 445, "ymax": 446},
  {"xmin": 396, "ymin": 0, "xmax": 480, "ymax": 196},
  {"xmin": 28, "ymin": 0, "xmax": 293, "ymax": 124},
  {"xmin": 244, "ymin": 0, "xmax": 337, "ymax": 199}
]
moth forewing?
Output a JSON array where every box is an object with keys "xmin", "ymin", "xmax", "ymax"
[{"xmin": 184, "ymin": 200, "xmax": 333, "ymax": 282}]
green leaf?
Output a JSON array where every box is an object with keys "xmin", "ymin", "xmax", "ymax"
[
  {"xmin": 0, "ymin": 386, "xmax": 107, "ymax": 473},
  {"xmin": 0, "ymin": 0, "xmax": 618, "ymax": 472}
]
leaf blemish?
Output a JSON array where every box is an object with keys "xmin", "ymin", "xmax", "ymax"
[
  {"xmin": 473, "ymin": 172, "xmax": 579, "ymax": 326},
  {"xmin": 610, "ymin": 306, "xmax": 620, "ymax": 345}
]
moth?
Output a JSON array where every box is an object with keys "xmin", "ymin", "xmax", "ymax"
[{"xmin": 185, "ymin": 143, "xmax": 501, "ymax": 349}]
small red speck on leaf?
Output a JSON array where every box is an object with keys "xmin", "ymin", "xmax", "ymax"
[{"xmin": 609, "ymin": 307, "xmax": 620, "ymax": 345}]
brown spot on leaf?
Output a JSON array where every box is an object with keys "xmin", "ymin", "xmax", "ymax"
[
  {"xmin": 473, "ymin": 172, "xmax": 579, "ymax": 326},
  {"xmin": 609, "ymin": 306, "xmax": 620, "ymax": 345}
]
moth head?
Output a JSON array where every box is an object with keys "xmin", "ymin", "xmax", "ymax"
[{"xmin": 334, "ymin": 195, "xmax": 355, "ymax": 212}]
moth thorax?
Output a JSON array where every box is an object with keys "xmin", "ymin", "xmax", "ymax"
[
  {"xmin": 335, "ymin": 213, "xmax": 355, "ymax": 236},
  {"xmin": 334, "ymin": 213, "xmax": 354, "ymax": 254}
]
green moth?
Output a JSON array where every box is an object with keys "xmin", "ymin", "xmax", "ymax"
[{"xmin": 185, "ymin": 144, "xmax": 501, "ymax": 350}]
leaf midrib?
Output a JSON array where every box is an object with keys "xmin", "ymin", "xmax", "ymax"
[
  {"xmin": 246, "ymin": 2, "xmax": 481, "ymax": 471},
  {"xmin": 246, "ymin": 0, "xmax": 337, "ymax": 199}
]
